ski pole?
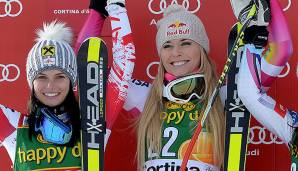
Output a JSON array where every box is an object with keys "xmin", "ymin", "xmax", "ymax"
[{"xmin": 179, "ymin": 4, "xmax": 257, "ymax": 171}]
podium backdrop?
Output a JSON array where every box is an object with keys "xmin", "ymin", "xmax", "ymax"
[{"xmin": 0, "ymin": 0, "xmax": 297, "ymax": 170}]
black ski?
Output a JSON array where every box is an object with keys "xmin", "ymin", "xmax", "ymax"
[
  {"xmin": 223, "ymin": 23, "xmax": 251, "ymax": 171},
  {"xmin": 77, "ymin": 37, "xmax": 108, "ymax": 171}
]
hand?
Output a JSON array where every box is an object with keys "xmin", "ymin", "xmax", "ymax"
[
  {"xmin": 89, "ymin": 0, "xmax": 109, "ymax": 17},
  {"xmin": 243, "ymin": 25, "xmax": 269, "ymax": 48},
  {"xmin": 230, "ymin": 0, "xmax": 250, "ymax": 20},
  {"xmin": 107, "ymin": 0, "xmax": 125, "ymax": 7},
  {"xmin": 230, "ymin": 0, "xmax": 270, "ymax": 26},
  {"xmin": 252, "ymin": 0, "xmax": 271, "ymax": 26}
]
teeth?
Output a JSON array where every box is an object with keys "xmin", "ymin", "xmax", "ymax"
[
  {"xmin": 44, "ymin": 93, "xmax": 58, "ymax": 97},
  {"xmin": 172, "ymin": 61, "xmax": 187, "ymax": 66}
]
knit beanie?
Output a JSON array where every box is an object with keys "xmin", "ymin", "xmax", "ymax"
[
  {"xmin": 26, "ymin": 20, "xmax": 77, "ymax": 88},
  {"xmin": 156, "ymin": 4, "xmax": 209, "ymax": 55}
]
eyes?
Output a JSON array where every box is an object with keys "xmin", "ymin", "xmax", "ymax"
[
  {"xmin": 35, "ymin": 74, "xmax": 67, "ymax": 80},
  {"xmin": 162, "ymin": 41, "xmax": 192, "ymax": 49}
]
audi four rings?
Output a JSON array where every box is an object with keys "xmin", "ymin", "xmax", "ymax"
[
  {"xmin": 0, "ymin": 0, "xmax": 23, "ymax": 17},
  {"xmin": 249, "ymin": 126, "xmax": 283, "ymax": 145},
  {"xmin": 0, "ymin": 0, "xmax": 291, "ymax": 17},
  {"xmin": 146, "ymin": 61, "xmax": 160, "ymax": 79},
  {"xmin": 148, "ymin": 0, "xmax": 201, "ymax": 14},
  {"xmin": 0, "ymin": 64, "xmax": 20, "ymax": 82}
]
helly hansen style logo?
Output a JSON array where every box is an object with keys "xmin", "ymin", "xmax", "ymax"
[{"xmin": 166, "ymin": 21, "xmax": 190, "ymax": 37}]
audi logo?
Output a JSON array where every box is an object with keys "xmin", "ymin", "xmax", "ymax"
[
  {"xmin": 0, "ymin": 64, "xmax": 20, "ymax": 82},
  {"xmin": 277, "ymin": 62, "xmax": 290, "ymax": 78},
  {"xmin": 146, "ymin": 61, "xmax": 160, "ymax": 79},
  {"xmin": 248, "ymin": 126, "xmax": 284, "ymax": 145},
  {"xmin": 0, "ymin": 0, "xmax": 23, "ymax": 17},
  {"xmin": 148, "ymin": 0, "xmax": 201, "ymax": 15},
  {"xmin": 284, "ymin": 0, "xmax": 292, "ymax": 11}
]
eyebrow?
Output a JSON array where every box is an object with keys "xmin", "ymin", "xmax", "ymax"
[
  {"xmin": 55, "ymin": 72, "xmax": 66, "ymax": 76},
  {"xmin": 165, "ymin": 39, "xmax": 189, "ymax": 44},
  {"xmin": 38, "ymin": 72, "xmax": 65, "ymax": 76}
]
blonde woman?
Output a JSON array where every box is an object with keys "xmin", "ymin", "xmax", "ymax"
[
  {"xmin": 77, "ymin": 0, "xmax": 225, "ymax": 170},
  {"xmin": 135, "ymin": 4, "xmax": 226, "ymax": 170}
]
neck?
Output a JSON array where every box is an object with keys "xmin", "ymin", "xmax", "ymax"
[{"xmin": 165, "ymin": 72, "xmax": 177, "ymax": 81}]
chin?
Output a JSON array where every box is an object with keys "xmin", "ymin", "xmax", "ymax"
[
  {"xmin": 174, "ymin": 72, "xmax": 191, "ymax": 77},
  {"xmin": 46, "ymin": 103, "xmax": 59, "ymax": 107},
  {"xmin": 43, "ymin": 100, "xmax": 63, "ymax": 107}
]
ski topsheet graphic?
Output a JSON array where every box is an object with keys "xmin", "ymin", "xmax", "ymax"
[
  {"xmin": 224, "ymin": 23, "xmax": 251, "ymax": 171},
  {"xmin": 77, "ymin": 37, "xmax": 108, "ymax": 171}
]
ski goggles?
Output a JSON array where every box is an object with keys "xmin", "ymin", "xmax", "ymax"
[
  {"xmin": 163, "ymin": 74, "xmax": 205, "ymax": 104},
  {"xmin": 35, "ymin": 107, "xmax": 72, "ymax": 144}
]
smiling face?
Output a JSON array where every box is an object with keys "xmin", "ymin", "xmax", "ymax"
[
  {"xmin": 33, "ymin": 70, "xmax": 70, "ymax": 107},
  {"xmin": 160, "ymin": 39, "xmax": 202, "ymax": 77}
]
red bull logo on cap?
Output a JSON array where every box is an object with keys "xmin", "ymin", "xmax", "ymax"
[{"xmin": 166, "ymin": 21, "xmax": 190, "ymax": 37}]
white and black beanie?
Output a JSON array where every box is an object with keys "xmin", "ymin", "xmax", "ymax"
[{"xmin": 26, "ymin": 20, "xmax": 77, "ymax": 88}]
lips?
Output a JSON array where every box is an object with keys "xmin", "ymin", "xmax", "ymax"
[
  {"xmin": 44, "ymin": 92, "xmax": 59, "ymax": 97},
  {"xmin": 171, "ymin": 60, "xmax": 189, "ymax": 66}
]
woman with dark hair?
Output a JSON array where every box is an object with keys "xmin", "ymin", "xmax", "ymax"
[{"xmin": 0, "ymin": 20, "xmax": 81, "ymax": 170}]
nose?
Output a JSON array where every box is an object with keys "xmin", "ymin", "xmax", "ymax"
[
  {"xmin": 172, "ymin": 45, "xmax": 182, "ymax": 57},
  {"xmin": 46, "ymin": 79, "xmax": 55, "ymax": 89}
]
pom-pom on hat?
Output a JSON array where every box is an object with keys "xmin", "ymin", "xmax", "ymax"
[
  {"xmin": 26, "ymin": 20, "xmax": 77, "ymax": 88},
  {"xmin": 156, "ymin": 4, "xmax": 209, "ymax": 55}
]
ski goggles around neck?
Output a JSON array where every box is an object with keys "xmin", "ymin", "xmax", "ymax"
[
  {"xmin": 163, "ymin": 74, "xmax": 205, "ymax": 104},
  {"xmin": 35, "ymin": 107, "xmax": 72, "ymax": 144}
]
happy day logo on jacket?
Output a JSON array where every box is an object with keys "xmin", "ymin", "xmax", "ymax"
[{"xmin": 166, "ymin": 21, "xmax": 190, "ymax": 37}]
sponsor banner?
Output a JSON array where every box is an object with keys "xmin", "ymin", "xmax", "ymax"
[
  {"xmin": 0, "ymin": 0, "xmax": 297, "ymax": 171},
  {"xmin": 143, "ymin": 159, "xmax": 219, "ymax": 171}
]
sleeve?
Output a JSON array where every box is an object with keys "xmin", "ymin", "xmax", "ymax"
[
  {"xmin": 76, "ymin": 3, "xmax": 137, "ymax": 149},
  {"xmin": 237, "ymin": 0, "xmax": 293, "ymax": 144},
  {"xmin": 105, "ymin": 4, "xmax": 136, "ymax": 129},
  {"xmin": 74, "ymin": 9, "xmax": 106, "ymax": 53},
  {"xmin": 122, "ymin": 79, "xmax": 151, "ymax": 117},
  {"xmin": 104, "ymin": 78, "xmax": 150, "ymax": 150},
  {"xmin": 238, "ymin": 47, "xmax": 293, "ymax": 144},
  {"xmin": 0, "ymin": 104, "xmax": 21, "ymax": 162},
  {"xmin": 0, "ymin": 104, "xmax": 19, "ymax": 142},
  {"xmin": 257, "ymin": 0, "xmax": 293, "ymax": 91}
]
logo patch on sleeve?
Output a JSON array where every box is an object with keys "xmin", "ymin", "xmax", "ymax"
[{"xmin": 274, "ymin": 103, "xmax": 286, "ymax": 117}]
